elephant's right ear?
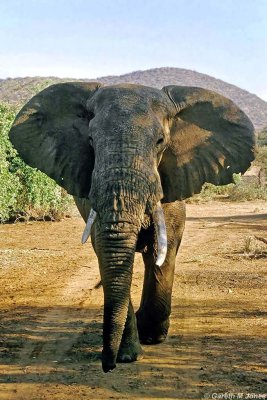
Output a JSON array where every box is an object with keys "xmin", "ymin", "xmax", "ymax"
[{"xmin": 9, "ymin": 82, "xmax": 101, "ymax": 198}]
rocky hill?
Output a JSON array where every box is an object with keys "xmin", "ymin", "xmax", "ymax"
[{"xmin": 1, "ymin": 67, "xmax": 266, "ymax": 130}]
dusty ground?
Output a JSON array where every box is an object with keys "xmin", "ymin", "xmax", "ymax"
[{"xmin": 0, "ymin": 201, "xmax": 266, "ymax": 400}]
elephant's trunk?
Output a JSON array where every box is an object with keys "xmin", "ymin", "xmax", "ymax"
[
  {"xmin": 87, "ymin": 168, "xmax": 166, "ymax": 372},
  {"xmin": 90, "ymin": 171, "xmax": 148, "ymax": 372},
  {"xmin": 94, "ymin": 220, "xmax": 139, "ymax": 372}
]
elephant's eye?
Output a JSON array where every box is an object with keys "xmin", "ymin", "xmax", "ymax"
[
  {"xmin": 88, "ymin": 136, "xmax": 93, "ymax": 146},
  {"xmin": 34, "ymin": 112, "xmax": 45, "ymax": 127},
  {"xmin": 156, "ymin": 137, "xmax": 164, "ymax": 146}
]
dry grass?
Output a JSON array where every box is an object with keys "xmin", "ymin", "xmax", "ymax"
[{"xmin": 242, "ymin": 235, "xmax": 267, "ymax": 259}]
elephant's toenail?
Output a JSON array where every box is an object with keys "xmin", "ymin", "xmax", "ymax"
[{"xmin": 121, "ymin": 354, "xmax": 131, "ymax": 362}]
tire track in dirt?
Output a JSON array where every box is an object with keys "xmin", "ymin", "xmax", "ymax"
[{"xmin": 16, "ymin": 260, "xmax": 102, "ymax": 368}]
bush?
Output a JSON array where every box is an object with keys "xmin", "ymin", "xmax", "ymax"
[
  {"xmin": 186, "ymin": 181, "xmax": 235, "ymax": 203},
  {"xmin": 257, "ymin": 127, "xmax": 267, "ymax": 147},
  {"xmin": 254, "ymin": 146, "xmax": 267, "ymax": 169},
  {"xmin": 188, "ymin": 168, "xmax": 267, "ymax": 203},
  {"xmin": 228, "ymin": 181, "xmax": 267, "ymax": 201},
  {"xmin": 0, "ymin": 103, "xmax": 72, "ymax": 222}
]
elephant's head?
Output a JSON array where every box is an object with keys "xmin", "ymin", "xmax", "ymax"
[{"xmin": 9, "ymin": 82, "xmax": 255, "ymax": 371}]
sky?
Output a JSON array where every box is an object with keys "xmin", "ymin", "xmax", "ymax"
[{"xmin": 0, "ymin": 0, "xmax": 267, "ymax": 100}]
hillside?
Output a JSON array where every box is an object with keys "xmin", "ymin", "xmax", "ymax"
[{"xmin": 1, "ymin": 67, "xmax": 267, "ymax": 130}]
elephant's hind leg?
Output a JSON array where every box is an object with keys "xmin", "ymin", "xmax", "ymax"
[{"xmin": 136, "ymin": 201, "xmax": 185, "ymax": 344}]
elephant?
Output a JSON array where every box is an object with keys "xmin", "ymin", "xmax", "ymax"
[{"xmin": 9, "ymin": 82, "xmax": 255, "ymax": 372}]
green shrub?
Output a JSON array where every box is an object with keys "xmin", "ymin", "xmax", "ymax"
[
  {"xmin": 0, "ymin": 103, "xmax": 72, "ymax": 222},
  {"xmin": 186, "ymin": 181, "xmax": 235, "ymax": 203},
  {"xmin": 257, "ymin": 127, "xmax": 267, "ymax": 147},
  {"xmin": 227, "ymin": 172, "xmax": 267, "ymax": 202},
  {"xmin": 228, "ymin": 181, "xmax": 267, "ymax": 201},
  {"xmin": 188, "ymin": 169, "xmax": 267, "ymax": 203},
  {"xmin": 254, "ymin": 146, "xmax": 267, "ymax": 169}
]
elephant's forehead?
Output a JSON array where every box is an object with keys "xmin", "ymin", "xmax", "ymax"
[{"xmin": 93, "ymin": 84, "xmax": 168, "ymax": 111}]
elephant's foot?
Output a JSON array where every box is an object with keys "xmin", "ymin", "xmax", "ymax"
[
  {"xmin": 136, "ymin": 311, "xmax": 170, "ymax": 345},
  {"xmin": 102, "ymin": 338, "xmax": 143, "ymax": 372},
  {"xmin": 117, "ymin": 338, "xmax": 143, "ymax": 363}
]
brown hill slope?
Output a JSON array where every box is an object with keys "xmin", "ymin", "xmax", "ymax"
[{"xmin": 0, "ymin": 67, "xmax": 266, "ymax": 129}]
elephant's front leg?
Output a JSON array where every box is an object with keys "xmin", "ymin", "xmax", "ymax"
[
  {"xmin": 117, "ymin": 299, "xmax": 143, "ymax": 362},
  {"xmin": 136, "ymin": 201, "xmax": 185, "ymax": 344}
]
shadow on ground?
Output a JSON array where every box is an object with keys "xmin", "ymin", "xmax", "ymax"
[{"xmin": 0, "ymin": 302, "xmax": 266, "ymax": 399}]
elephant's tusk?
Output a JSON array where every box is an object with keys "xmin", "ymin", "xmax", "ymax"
[
  {"xmin": 153, "ymin": 202, "xmax": 167, "ymax": 267},
  {"xmin": 81, "ymin": 209, "xmax": 97, "ymax": 244}
]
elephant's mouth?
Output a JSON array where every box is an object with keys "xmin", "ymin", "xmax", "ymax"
[
  {"xmin": 82, "ymin": 166, "xmax": 167, "ymax": 265},
  {"xmin": 81, "ymin": 201, "xmax": 167, "ymax": 267}
]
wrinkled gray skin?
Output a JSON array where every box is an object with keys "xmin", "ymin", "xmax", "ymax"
[{"xmin": 9, "ymin": 83, "xmax": 255, "ymax": 372}]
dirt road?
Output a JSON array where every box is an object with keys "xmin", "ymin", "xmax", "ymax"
[{"xmin": 0, "ymin": 201, "xmax": 266, "ymax": 399}]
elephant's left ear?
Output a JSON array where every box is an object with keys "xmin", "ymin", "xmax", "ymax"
[{"xmin": 159, "ymin": 85, "xmax": 256, "ymax": 202}]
